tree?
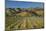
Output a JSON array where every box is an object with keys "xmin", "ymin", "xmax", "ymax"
[{"xmin": 16, "ymin": 8, "xmax": 22, "ymax": 11}]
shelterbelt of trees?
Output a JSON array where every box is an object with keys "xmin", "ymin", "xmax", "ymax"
[{"xmin": 5, "ymin": 8, "xmax": 44, "ymax": 17}]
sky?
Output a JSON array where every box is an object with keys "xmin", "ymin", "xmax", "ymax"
[{"xmin": 5, "ymin": 0, "xmax": 44, "ymax": 8}]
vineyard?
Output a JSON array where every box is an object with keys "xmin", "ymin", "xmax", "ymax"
[{"xmin": 5, "ymin": 8, "xmax": 44, "ymax": 31}]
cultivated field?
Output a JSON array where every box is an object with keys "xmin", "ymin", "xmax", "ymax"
[{"xmin": 5, "ymin": 8, "xmax": 44, "ymax": 31}]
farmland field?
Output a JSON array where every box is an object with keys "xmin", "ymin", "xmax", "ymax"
[{"xmin": 5, "ymin": 11, "xmax": 44, "ymax": 31}]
